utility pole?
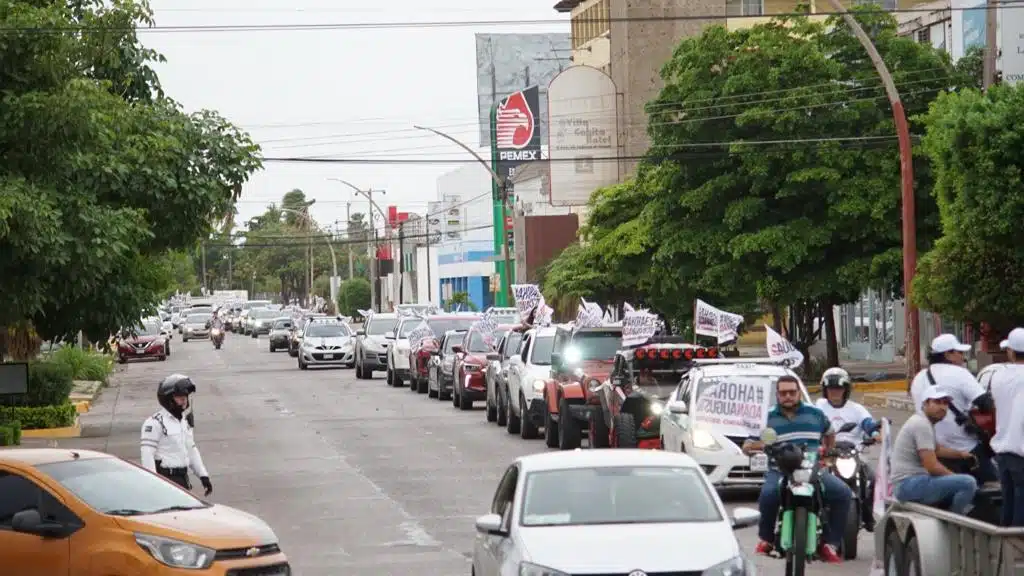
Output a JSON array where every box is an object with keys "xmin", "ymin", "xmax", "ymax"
[
  {"xmin": 200, "ymin": 242, "xmax": 207, "ymax": 294},
  {"xmin": 346, "ymin": 202, "xmax": 354, "ymax": 280},
  {"xmin": 306, "ymin": 207, "xmax": 313, "ymax": 306},
  {"xmin": 500, "ymin": 180, "xmax": 514, "ymax": 296},
  {"xmin": 398, "ymin": 222, "xmax": 405, "ymax": 304},
  {"xmin": 227, "ymin": 250, "xmax": 232, "ymax": 290},
  {"xmin": 426, "ymin": 213, "xmax": 433, "ymax": 303},
  {"xmin": 984, "ymin": 0, "xmax": 999, "ymax": 89}
]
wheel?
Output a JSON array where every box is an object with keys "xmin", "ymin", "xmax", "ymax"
[
  {"xmin": 214, "ymin": 343, "xmax": 221, "ymax": 350},
  {"xmin": 118, "ymin": 355, "xmax": 126, "ymax": 364},
  {"xmin": 884, "ymin": 526, "xmax": 906, "ymax": 576},
  {"xmin": 166, "ymin": 344, "xmax": 171, "ymax": 356},
  {"xmin": 289, "ymin": 348, "xmax": 298, "ymax": 358},
  {"xmin": 269, "ymin": 344, "xmax": 275, "ymax": 353},
  {"xmin": 459, "ymin": 384, "xmax": 473, "ymax": 410},
  {"xmin": 784, "ymin": 507, "xmax": 809, "ymax": 576},
  {"xmin": 505, "ymin": 391, "xmax": 521, "ymax": 434},
  {"xmin": 453, "ymin": 382, "xmax": 462, "ymax": 407},
  {"xmin": 486, "ymin": 393, "xmax": 498, "ymax": 422},
  {"xmin": 299, "ymin": 358, "xmax": 308, "ymax": 370},
  {"xmin": 182, "ymin": 337, "xmax": 188, "ymax": 342},
  {"xmin": 544, "ymin": 399, "xmax": 560, "ymax": 448},
  {"xmin": 251, "ymin": 332, "xmax": 257, "ymax": 339},
  {"xmin": 557, "ymin": 399, "xmax": 582, "ymax": 449},
  {"xmin": 519, "ymin": 393, "xmax": 538, "ymax": 438},
  {"xmin": 417, "ymin": 375, "xmax": 428, "ymax": 394},
  {"xmin": 902, "ymin": 536, "xmax": 921, "ymax": 576},
  {"xmin": 386, "ymin": 369, "xmax": 394, "ymax": 386},
  {"xmin": 355, "ymin": 360, "xmax": 363, "ymax": 379},
  {"xmin": 410, "ymin": 375, "xmax": 420, "ymax": 392},
  {"xmin": 842, "ymin": 499, "xmax": 859, "ymax": 559},
  {"xmin": 393, "ymin": 370, "xmax": 404, "ymax": 387},
  {"xmin": 589, "ymin": 409, "xmax": 610, "ymax": 448},
  {"xmin": 496, "ymin": 386, "xmax": 508, "ymax": 426},
  {"xmin": 159, "ymin": 355, "xmax": 167, "ymax": 361},
  {"xmin": 439, "ymin": 378, "xmax": 452, "ymax": 401},
  {"xmin": 612, "ymin": 413, "xmax": 638, "ymax": 448}
]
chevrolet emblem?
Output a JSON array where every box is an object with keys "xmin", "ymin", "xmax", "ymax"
[{"xmin": 245, "ymin": 547, "xmax": 260, "ymax": 557}]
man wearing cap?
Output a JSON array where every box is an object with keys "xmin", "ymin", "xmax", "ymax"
[
  {"xmin": 909, "ymin": 333, "xmax": 997, "ymax": 484},
  {"xmin": 891, "ymin": 387, "xmax": 979, "ymax": 514},
  {"xmin": 989, "ymin": 328, "xmax": 1024, "ymax": 526}
]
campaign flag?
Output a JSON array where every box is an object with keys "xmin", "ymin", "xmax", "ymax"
[
  {"xmin": 692, "ymin": 376, "xmax": 772, "ymax": 437},
  {"xmin": 765, "ymin": 324, "xmax": 804, "ymax": 368},
  {"xmin": 695, "ymin": 299, "xmax": 744, "ymax": 344},
  {"xmin": 621, "ymin": 304, "xmax": 659, "ymax": 347}
]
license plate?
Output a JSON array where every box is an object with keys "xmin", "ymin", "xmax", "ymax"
[
  {"xmin": 135, "ymin": 349, "xmax": 146, "ymax": 354},
  {"xmin": 749, "ymin": 453, "xmax": 768, "ymax": 472},
  {"xmin": 323, "ymin": 354, "xmax": 334, "ymax": 360}
]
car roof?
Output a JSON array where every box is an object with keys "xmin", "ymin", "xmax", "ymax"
[
  {"xmin": 516, "ymin": 449, "xmax": 699, "ymax": 473},
  {"xmin": 527, "ymin": 325, "xmax": 561, "ymax": 338},
  {"xmin": 429, "ymin": 314, "xmax": 481, "ymax": 320},
  {"xmin": 369, "ymin": 313, "xmax": 397, "ymax": 320},
  {"xmin": 0, "ymin": 448, "xmax": 112, "ymax": 467}
]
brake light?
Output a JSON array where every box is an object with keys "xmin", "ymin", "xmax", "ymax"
[{"xmin": 633, "ymin": 346, "xmax": 717, "ymax": 361}]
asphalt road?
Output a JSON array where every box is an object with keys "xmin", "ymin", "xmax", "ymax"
[{"xmin": 51, "ymin": 333, "xmax": 889, "ymax": 576}]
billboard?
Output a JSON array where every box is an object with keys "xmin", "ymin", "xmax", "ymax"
[
  {"xmin": 476, "ymin": 33, "xmax": 572, "ymax": 148},
  {"xmin": 494, "ymin": 86, "xmax": 542, "ymax": 183},
  {"xmin": 547, "ymin": 66, "xmax": 619, "ymax": 206}
]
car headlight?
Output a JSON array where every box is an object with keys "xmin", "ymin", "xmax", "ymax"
[
  {"xmin": 520, "ymin": 562, "xmax": 569, "ymax": 576},
  {"xmin": 573, "ymin": 367, "xmax": 584, "ymax": 378},
  {"xmin": 835, "ymin": 457, "xmax": 857, "ymax": 480},
  {"xmin": 135, "ymin": 532, "xmax": 214, "ymax": 570},
  {"xmin": 792, "ymin": 468, "xmax": 812, "ymax": 484},
  {"xmin": 649, "ymin": 401, "xmax": 664, "ymax": 415},
  {"xmin": 532, "ymin": 378, "xmax": 545, "ymax": 392},
  {"xmin": 701, "ymin": 554, "xmax": 755, "ymax": 575},
  {"xmin": 692, "ymin": 428, "xmax": 721, "ymax": 451}
]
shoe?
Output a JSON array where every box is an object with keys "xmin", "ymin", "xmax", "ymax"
[
  {"xmin": 754, "ymin": 541, "xmax": 774, "ymax": 556},
  {"xmin": 819, "ymin": 544, "xmax": 842, "ymax": 563}
]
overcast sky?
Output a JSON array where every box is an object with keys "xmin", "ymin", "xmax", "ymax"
[{"xmin": 144, "ymin": 0, "xmax": 567, "ymax": 234}]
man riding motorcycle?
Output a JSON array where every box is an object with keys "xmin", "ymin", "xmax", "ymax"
[{"xmin": 814, "ymin": 367, "xmax": 881, "ymax": 532}]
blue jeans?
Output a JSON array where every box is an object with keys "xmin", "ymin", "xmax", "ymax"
[
  {"xmin": 758, "ymin": 469, "xmax": 852, "ymax": 547},
  {"xmin": 894, "ymin": 474, "xmax": 978, "ymax": 515},
  {"xmin": 996, "ymin": 453, "xmax": 1024, "ymax": 526}
]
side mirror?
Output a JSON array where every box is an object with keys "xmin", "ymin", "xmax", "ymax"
[
  {"xmin": 487, "ymin": 352, "xmax": 501, "ymax": 362},
  {"xmin": 668, "ymin": 400, "xmax": 687, "ymax": 414},
  {"xmin": 730, "ymin": 507, "xmax": 760, "ymax": 530},
  {"xmin": 11, "ymin": 509, "xmax": 64, "ymax": 538},
  {"xmin": 356, "ymin": 329, "xmax": 366, "ymax": 336},
  {"xmin": 452, "ymin": 345, "xmax": 464, "ymax": 354},
  {"xmin": 474, "ymin": 513, "xmax": 506, "ymax": 536},
  {"xmin": 384, "ymin": 331, "xmax": 395, "ymax": 339}
]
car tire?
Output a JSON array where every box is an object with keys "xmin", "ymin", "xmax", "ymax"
[
  {"xmin": 393, "ymin": 371, "xmax": 404, "ymax": 387},
  {"xmin": 118, "ymin": 355, "xmax": 126, "ymax": 364},
  {"xmin": 496, "ymin": 387, "xmax": 508, "ymax": 427},
  {"xmin": 505, "ymin": 392, "xmax": 521, "ymax": 435},
  {"xmin": 590, "ymin": 410, "xmax": 610, "ymax": 448},
  {"xmin": 519, "ymin": 393, "xmax": 538, "ymax": 438},
  {"xmin": 159, "ymin": 355, "xmax": 167, "ymax": 361},
  {"xmin": 269, "ymin": 344, "xmax": 276, "ymax": 353},
  {"xmin": 409, "ymin": 375, "xmax": 420, "ymax": 392},
  {"xmin": 355, "ymin": 360, "xmax": 363, "ymax": 379},
  {"xmin": 544, "ymin": 403, "xmax": 560, "ymax": 448},
  {"xmin": 386, "ymin": 368, "xmax": 394, "ymax": 386},
  {"xmin": 251, "ymin": 332, "xmax": 257, "ymax": 339},
  {"xmin": 612, "ymin": 413, "xmax": 638, "ymax": 448},
  {"xmin": 439, "ymin": 379, "xmax": 452, "ymax": 401},
  {"xmin": 459, "ymin": 386, "xmax": 473, "ymax": 411},
  {"xmin": 417, "ymin": 375, "xmax": 428, "ymax": 394},
  {"xmin": 453, "ymin": 383, "xmax": 461, "ymax": 407},
  {"xmin": 299, "ymin": 358, "xmax": 308, "ymax": 370},
  {"xmin": 486, "ymin": 394, "xmax": 498, "ymax": 422},
  {"xmin": 558, "ymin": 398, "xmax": 583, "ymax": 449},
  {"xmin": 289, "ymin": 349, "xmax": 298, "ymax": 358},
  {"xmin": 182, "ymin": 337, "xmax": 189, "ymax": 342}
]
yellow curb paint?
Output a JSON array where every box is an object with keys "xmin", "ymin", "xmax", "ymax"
[
  {"xmin": 807, "ymin": 379, "xmax": 906, "ymax": 395},
  {"xmin": 21, "ymin": 418, "xmax": 81, "ymax": 439},
  {"xmin": 73, "ymin": 401, "xmax": 90, "ymax": 414}
]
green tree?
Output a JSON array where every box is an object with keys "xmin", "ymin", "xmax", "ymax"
[
  {"xmin": 0, "ymin": 0, "xmax": 262, "ymax": 343},
  {"xmin": 913, "ymin": 84, "xmax": 1024, "ymax": 332},
  {"xmin": 338, "ymin": 278, "xmax": 371, "ymax": 317},
  {"xmin": 448, "ymin": 291, "xmax": 477, "ymax": 311}
]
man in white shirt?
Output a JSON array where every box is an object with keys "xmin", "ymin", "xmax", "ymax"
[
  {"xmin": 909, "ymin": 333, "xmax": 996, "ymax": 484},
  {"xmin": 990, "ymin": 328, "xmax": 1024, "ymax": 526},
  {"xmin": 141, "ymin": 374, "xmax": 213, "ymax": 496}
]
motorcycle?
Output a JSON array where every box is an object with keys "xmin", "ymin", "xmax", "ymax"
[
  {"xmin": 211, "ymin": 327, "xmax": 224, "ymax": 350},
  {"xmin": 761, "ymin": 427, "xmax": 825, "ymax": 576},
  {"xmin": 825, "ymin": 421, "xmax": 877, "ymax": 560}
]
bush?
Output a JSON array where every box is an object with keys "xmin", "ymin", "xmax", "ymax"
[
  {"xmin": 47, "ymin": 345, "xmax": 113, "ymax": 382},
  {"xmin": 0, "ymin": 361, "xmax": 74, "ymax": 407},
  {"xmin": 338, "ymin": 278, "xmax": 371, "ymax": 317},
  {"xmin": 0, "ymin": 421, "xmax": 21, "ymax": 446},
  {"xmin": 4, "ymin": 403, "xmax": 76, "ymax": 430}
]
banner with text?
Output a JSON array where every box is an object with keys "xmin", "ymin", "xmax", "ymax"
[
  {"xmin": 575, "ymin": 298, "xmax": 605, "ymax": 328},
  {"xmin": 512, "ymin": 284, "xmax": 542, "ymax": 323},
  {"xmin": 694, "ymin": 299, "xmax": 744, "ymax": 344},
  {"xmin": 621, "ymin": 304, "xmax": 660, "ymax": 347},
  {"xmin": 692, "ymin": 376, "xmax": 772, "ymax": 436},
  {"xmin": 408, "ymin": 321, "xmax": 434, "ymax": 349},
  {"xmin": 473, "ymin": 309, "xmax": 501, "ymax": 346},
  {"xmin": 764, "ymin": 324, "xmax": 804, "ymax": 369}
]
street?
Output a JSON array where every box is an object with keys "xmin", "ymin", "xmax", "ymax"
[{"xmin": 55, "ymin": 334, "xmax": 884, "ymax": 576}]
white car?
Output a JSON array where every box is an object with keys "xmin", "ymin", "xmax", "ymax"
[
  {"xmin": 505, "ymin": 326, "xmax": 560, "ymax": 440},
  {"xmin": 472, "ymin": 449, "xmax": 759, "ymax": 576},
  {"xmin": 385, "ymin": 317, "xmax": 416, "ymax": 387},
  {"xmin": 660, "ymin": 358, "xmax": 811, "ymax": 490},
  {"xmin": 298, "ymin": 320, "xmax": 354, "ymax": 370}
]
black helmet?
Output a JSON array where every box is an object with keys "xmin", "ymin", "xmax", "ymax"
[{"xmin": 157, "ymin": 374, "xmax": 196, "ymax": 418}]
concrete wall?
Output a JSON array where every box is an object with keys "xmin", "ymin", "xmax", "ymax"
[{"xmin": 415, "ymin": 246, "xmax": 441, "ymax": 308}]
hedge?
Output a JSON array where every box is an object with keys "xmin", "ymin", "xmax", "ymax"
[
  {"xmin": 3, "ymin": 403, "xmax": 77, "ymax": 430},
  {"xmin": 0, "ymin": 421, "xmax": 22, "ymax": 446},
  {"xmin": 1, "ymin": 361, "xmax": 74, "ymax": 407}
]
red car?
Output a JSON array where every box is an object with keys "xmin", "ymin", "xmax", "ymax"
[
  {"xmin": 117, "ymin": 322, "xmax": 168, "ymax": 363},
  {"xmin": 452, "ymin": 325, "xmax": 497, "ymax": 410},
  {"xmin": 409, "ymin": 314, "xmax": 480, "ymax": 394}
]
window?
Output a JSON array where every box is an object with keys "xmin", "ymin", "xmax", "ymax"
[
  {"xmin": 726, "ymin": 0, "xmax": 763, "ymax": 16},
  {"xmin": 490, "ymin": 465, "xmax": 519, "ymax": 527},
  {"xmin": 274, "ymin": 320, "xmax": 293, "ymax": 330},
  {"xmin": 0, "ymin": 472, "xmax": 76, "ymax": 527},
  {"xmin": 520, "ymin": 335, "xmax": 532, "ymax": 363},
  {"xmin": 569, "ymin": 330, "xmax": 622, "ymax": 361},
  {"xmin": 529, "ymin": 336, "xmax": 555, "ymax": 365},
  {"xmin": 186, "ymin": 314, "xmax": 211, "ymax": 324},
  {"xmin": 468, "ymin": 331, "xmax": 492, "ymax": 353},
  {"xmin": 305, "ymin": 323, "xmax": 350, "ymax": 338},
  {"xmin": 503, "ymin": 332, "xmax": 523, "ymax": 359},
  {"xmin": 366, "ymin": 316, "xmax": 398, "ymax": 335},
  {"xmin": 916, "ymin": 28, "xmax": 930, "ymax": 44},
  {"xmin": 571, "ymin": 0, "xmax": 610, "ymax": 49},
  {"xmin": 443, "ymin": 333, "xmax": 465, "ymax": 353}
]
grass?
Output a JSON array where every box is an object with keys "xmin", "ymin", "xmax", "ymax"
[{"xmin": 47, "ymin": 345, "xmax": 114, "ymax": 383}]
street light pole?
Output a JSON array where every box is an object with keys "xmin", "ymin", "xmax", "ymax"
[
  {"xmin": 326, "ymin": 178, "xmax": 388, "ymax": 311},
  {"xmin": 413, "ymin": 125, "xmax": 514, "ymax": 305}
]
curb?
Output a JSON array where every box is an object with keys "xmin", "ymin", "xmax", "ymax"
[
  {"xmin": 21, "ymin": 416, "xmax": 82, "ymax": 439},
  {"xmin": 807, "ymin": 379, "xmax": 906, "ymax": 395},
  {"xmin": 72, "ymin": 400, "xmax": 90, "ymax": 414},
  {"xmin": 862, "ymin": 392, "xmax": 916, "ymax": 412}
]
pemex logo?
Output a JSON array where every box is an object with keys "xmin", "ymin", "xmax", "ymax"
[{"xmin": 495, "ymin": 90, "xmax": 535, "ymax": 149}]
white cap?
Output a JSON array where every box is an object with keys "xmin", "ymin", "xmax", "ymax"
[
  {"xmin": 1000, "ymin": 327, "xmax": 1024, "ymax": 352},
  {"xmin": 930, "ymin": 333, "xmax": 971, "ymax": 354},
  {"xmin": 921, "ymin": 387, "xmax": 953, "ymax": 404}
]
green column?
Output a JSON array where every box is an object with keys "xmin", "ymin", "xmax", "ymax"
[{"xmin": 488, "ymin": 106, "xmax": 515, "ymax": 306}]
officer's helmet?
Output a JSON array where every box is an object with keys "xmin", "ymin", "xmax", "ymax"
[
  {"xmin": 157, "ymin": 374, "xmax": 196, "ymax": 417},
  {"xmin": 820, "ymin": 367, "xmax": 852, "ymax": 405}
]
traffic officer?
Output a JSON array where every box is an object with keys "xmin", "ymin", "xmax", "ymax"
[{"xmin": 140, "ymin": 374, "xmax": 213, "ymax": 496}]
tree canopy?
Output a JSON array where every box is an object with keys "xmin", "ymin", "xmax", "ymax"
[{"xmin": 0, "ymin": 0, "xmax": 261, "ymax": 345}]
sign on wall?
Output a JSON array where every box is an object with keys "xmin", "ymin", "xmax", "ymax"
[
  {"xmin": 546, "ymin": 66, "xmax": 619, "ymax": 207},
  {"xmin": 494, "ymin": 86, "xmax": 542, "ymax": 184}
]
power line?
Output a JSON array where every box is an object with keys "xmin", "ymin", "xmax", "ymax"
[{"xmin": 212, "ymin": 224, "xmax": 494, "ymax": 249}]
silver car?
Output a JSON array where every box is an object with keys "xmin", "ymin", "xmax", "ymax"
[
  {"xmin": 181, "ymin": 313, "xmax": 213, "ymax": 341},
  {"xmin": 298, "ymin": 320, "xmax": 355, "ymax": 370},
  {"xmin": 354, "ymin": 313, "xmax": 398, "ymax": 379},
  {"xmin": 486, "ymin": 330, "xmax": 523, "ymax": 426},
  {"xmin": 472, "ymin": 450, "xmax": 760, "ymax": 576}
]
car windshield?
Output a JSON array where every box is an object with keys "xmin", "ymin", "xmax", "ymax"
[
  {"xmin": 520, "ymin": 466, "xmax": 720, "ymax": 527},
  {"xmin": 186, "ymin": 314, "xmax": 211, "ymax": 324},
  {"xmin": 132, "ymin": 323, "xmax": 161, "ymax": 337},
  {"xmin": 254, "ymin": 309, "xmax": 278, "ymax": 319},
  {"xmin": 273, "ymin": 319, "xmax": 293, "ymax": 330},
  {"xmin": 468, "ymin": 331, "xmax": 493, "ymax": 353},
  {"xmin": 428, "ymin": 318, "xmax": 479, "ymax": 335},
  {"xmin": 36, "ymin": 457, "xmax": 207, "ymax": 516},
  {"xmin": 367, "ymin": 316, "xmax": 398, "ymax": 335},
  {"xmin": 398, "ymin": 321, "xmax": 420, "ymax": 338},
  {"xmin": 443, "ymin": 333, "xmax": 465, "ymax": 353},
  {"xmin": 306, "ymin": 323, "xmax": 350, "ymax": 338},
  {"xmin": 570, "ymin": 330, "xmax": 622, "ymax": 361},
  {"xmin": 530, "ymin": 336, "xmax": 555, "ymax": 365}
]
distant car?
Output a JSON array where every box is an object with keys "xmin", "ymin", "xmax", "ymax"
[
  {"xmin": 298, "ymin": 319, "xmax": 355, "ymax": 370},
  {"xmin": 452, "ymin": 326, "xmax": 501, "ymax": 410},
  {"xmin": 181, "ymin": 313, "xmax": 212, "ymax": 342},
  {"xmin": 505, "ymin": 326, "xmax": 558, "ymax": 440},
  {"xmin": 117, "ymin": 322, "xmax": 168, "ymax": 363},
  {"xmin": 428, "ymin": 330, "xmax": 466, "ymax": 401},
  {"xmin": 485, "ymin": 329, "xmax": 524, "ymax": 426},
  {"xmin": 267, "ymin": 317, "xmax": 295, "ymax": 352},
  {"xmin": 249, "ymin": 308, "xmax": 281, "ymax": 338},
  {"xmin": 354, "ymin": 313, "xmax": 398, "ymax": 379},
  {"xmin": 471, "ymin": 449, "xmax": 759, "ymax": 576},
  {"xmin": 408, "ymin": 314, "xmax": 481, "ymax": 393}
]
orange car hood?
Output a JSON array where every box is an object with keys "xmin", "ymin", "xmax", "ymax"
[
  {"xmin": 580, "ymin": 359, "xmax": 614, "ymax": 380},
  {"xmin": 114, "ymin": 504, "xmax": 277, "ymax": 548}
]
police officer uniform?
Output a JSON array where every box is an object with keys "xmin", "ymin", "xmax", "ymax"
[{"xmin": 141, "ymin": 374, "xmax": 213, "ymax": 495}]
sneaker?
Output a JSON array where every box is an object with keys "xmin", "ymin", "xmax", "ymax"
[
  {"xmin": 819, "ymin": 544, "xmax": 842, "ymax": 563},
  {"xmin": 754, "ymin": 541, "xmax": 774, "ymax": 556}
]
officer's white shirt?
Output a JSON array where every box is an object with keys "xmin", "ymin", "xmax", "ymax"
[
  {"xmin": 989, "ymin": 364, "xmax": 1024, "ymax": 457},
  {"xmin": 814, "ymin": 398, "xmax": 874, "ymax": 444},
  {"xmin": 140, "ymin": 407, "xmax": 209, "ymax": 478},
  {"xmin": 909, "ymin": 363, "xmax": 985, "ymax": 452}
]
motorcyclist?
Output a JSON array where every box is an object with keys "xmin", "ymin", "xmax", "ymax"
[{"xmin": 814, "ymin": 367, "xmax": 880, "ymax": 531}]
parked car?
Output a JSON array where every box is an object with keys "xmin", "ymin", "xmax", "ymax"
[
  {"xmin": 267, "ymin": 317, "xmax": 295, "ymax": 352},
  {"xmin": 428, "ymin": 330, "xmax": 466, "ymax": 400},
  {"xmin": 485, "ymin": 330, "xmax": 524, "ymax": 426},
  {"xmin": 471, "ymin": 449, "xmax": 759, "ymax": 576},
  {"xmin": 354, "ymin": 313, "xmax": 398, "ymax": 379},
  {"xmin": 297, "ymin": 319, "xmax": 354, "ymax": 370},
  {"xmin": 452, "ymin": 325, "xmax": 502, "ymax": 410},
  {"xmin": 385, "ymin": 316, "xmax": 416, "ymax": 387},
  {"xmin": 0, "ymin": 448, "xmax": 290, "ymax": 575},
  {"xmin": 249, "ymin": 308, "xmax": 281, "ymax": 338},
  {"xmin": 117, "ymin": 321, "xmax": 168, "ymax": 363},
  {"xmin": 408, "ymin": 313, "xmax": 481, "ymax": 393},
  {"xmin": 181, "ymin": 312, "xmax": 212, "ymax": 342},
  {"xmin": 504, "ymin": 326, "xmax": 558, "ymax": 439}
]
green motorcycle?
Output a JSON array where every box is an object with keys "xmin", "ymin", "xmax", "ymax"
[{"xmin": 761, "ymin": 428, "xmax": 825, "ymax": 576}]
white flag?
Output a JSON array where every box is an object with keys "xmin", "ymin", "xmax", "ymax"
[
  {"xmin": 694, "ymin": 299, "xmax": 744, "ymax": 344},
  {"xmin": 622, "ymin": 306, "xmax": 659, "ymax": 347},
  {"xmin": 575, "ymin": 298, "xmax": 605, "ymax": 328},
  {"xmin": 511, "ymin": 284, "xmax": 542, "ymax": 323},
  {"xmin": 764, "ymin": 324, "xmax": 804, "ymax": 369}
]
